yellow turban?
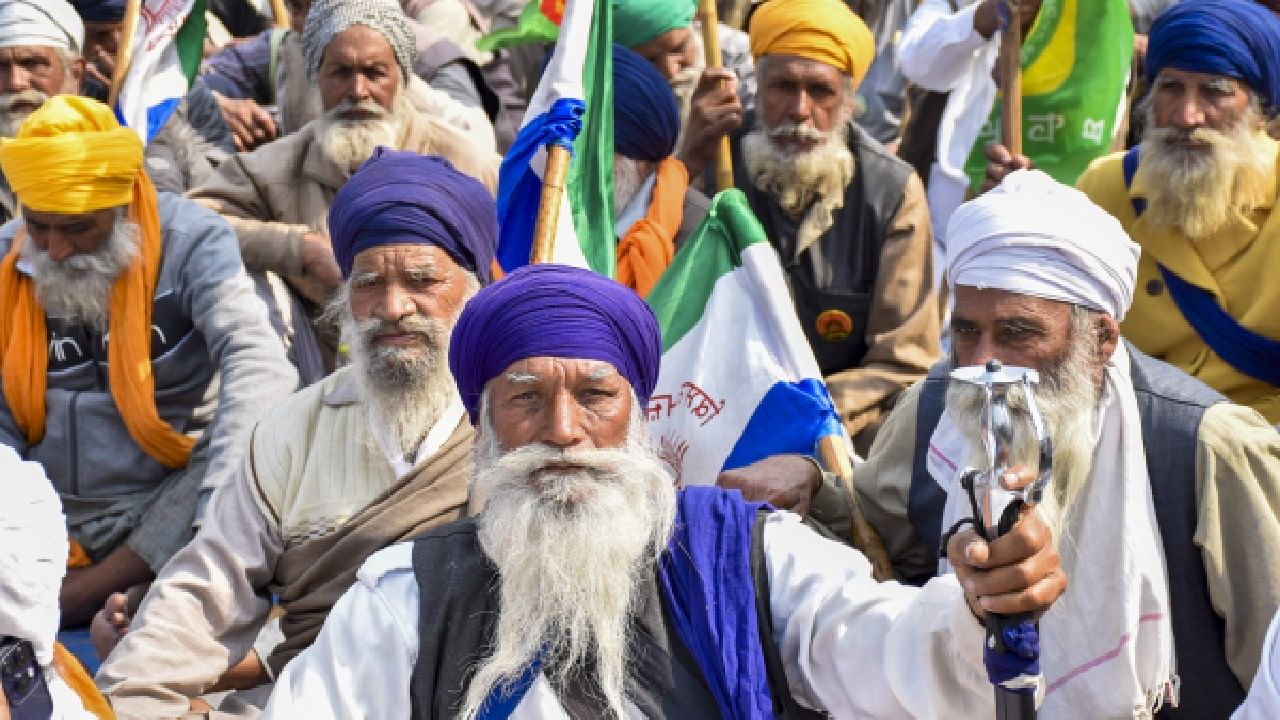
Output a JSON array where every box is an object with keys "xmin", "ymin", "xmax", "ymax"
[
  {"xmin": 0, "ymin": 94, "xmax": 142, "ymax": 214},
  {"xmin": 748, "ymin": 0, "xmax": 875, "ymax": 89}
]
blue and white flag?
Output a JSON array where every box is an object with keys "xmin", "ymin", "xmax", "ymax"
[
  {"xmin": 494, "ymin": 0, "xmax": 614, "ymax": 275},
  {"xmin": 114, "ymin": 0, "xmax": 206, "ymax": 144},
  {"xmin": 644, "ymin": 190, "xmax": 845, "ymax": 486}
]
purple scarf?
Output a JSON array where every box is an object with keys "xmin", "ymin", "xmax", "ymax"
[{"xmin": 657, "ymin": 486, "xmax": 776, "ymax": 720}]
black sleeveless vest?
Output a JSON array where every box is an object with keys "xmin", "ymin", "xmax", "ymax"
[
  {"xmin": 905, "ymin": 344, "xmax": 1244, "ymax": 718},
  {"xmin": 405, "ymin": 517, "xmax": 821, "ymax": 719},
  {"xmin": 732, "ymin": 120, "xmax": 912, "ymax": 377}
]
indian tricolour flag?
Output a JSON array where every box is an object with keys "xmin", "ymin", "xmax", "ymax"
[
  {"xmin": 494, "ymin": 0, "xmax": 614, "ymax": 275},
  {"xmin": 115, "ymin": 0, "xmax": 207, "ymax": 144},
  {"xmin": 644, "ymin": 190, "xmax": 844, "ymax": 486}
]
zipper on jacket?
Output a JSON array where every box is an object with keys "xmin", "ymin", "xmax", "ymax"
[{"xmin": 67, "ymin": 391, "xmax": 80, "ymax": 496}]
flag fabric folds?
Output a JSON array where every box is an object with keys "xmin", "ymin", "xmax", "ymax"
[
  {"xmin": 644, "ymin": 190, "xmax": 843, "ymax": 486},
  {"xmin": 963, "ymin": 0, "xmax": 1134, "ymax": 190},
  {"xmin": 494, "ymin": 0, "xmax": 614, "ymax": 275},
  {"xmin": 114, "ymin": 0, "xmax": 207, "ymax": 144}
]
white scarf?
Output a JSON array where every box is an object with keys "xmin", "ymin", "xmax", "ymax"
[{"xmin": 928, "ymin": 344, "xmax": 1177, "ymax": 718}]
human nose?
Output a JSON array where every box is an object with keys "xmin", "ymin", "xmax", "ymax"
[
  {"xmin": 538, "ymin": 391, "xmax": 588, "ymax": 450},
  {"xmin": 373, "ymin": 282, "xmax": 414, "ymax": 322}
]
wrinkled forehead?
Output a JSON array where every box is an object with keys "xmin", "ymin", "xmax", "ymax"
[
  {"xmin": 496, "ymin": 357, "xmax": 624, "ymax": 386},
  {"xmin": 951, "ymin": 285, "xmax": 1075, "ymax": 324}
]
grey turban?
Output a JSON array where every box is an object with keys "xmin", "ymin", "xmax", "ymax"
[
  {"xmin": 301, "ymin": 0, "xmax": 417, "ymax": 81},
  {"xmin": 0, "ymin": 0, "xmax": 83, "ymax": 53}
]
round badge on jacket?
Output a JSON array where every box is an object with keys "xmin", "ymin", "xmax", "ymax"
[{"xmin": 816, "ymin": 309, "xmax": 853, "ymax": 342}]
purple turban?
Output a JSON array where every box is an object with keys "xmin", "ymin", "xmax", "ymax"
[
  {"xmin": 448, "ymin": 264, "xmax": 663, "ymax": 424},
  {"xmin": 328, "ymin": 148, "xmax": 497, "ymax": 282},
  {"xmin": 1146, "ymin": 0, "xmax": 1280, "ymax": 110}
]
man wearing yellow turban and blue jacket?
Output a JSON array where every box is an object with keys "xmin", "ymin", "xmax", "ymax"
[{"xmin": 0, "ymin": 95, "xmax": 298, "ymax": 627}]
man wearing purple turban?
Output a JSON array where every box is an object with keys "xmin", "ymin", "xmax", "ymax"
[
  {"xmin": 97, "ymin": 150, "xmax": 496, "ymax": 718},
  {"xmin": 263, "ymin": 263, "xmax": 1067, "ymax": 720}
]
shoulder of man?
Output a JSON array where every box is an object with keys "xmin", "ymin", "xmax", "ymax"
[
  {"xmin": 1074, "ymin": 150, "xmax": 1134, "ymax": 224},
  {"xmin": 1196, "ymin": 401, "xmax": 1280, "ymax": 466},
  {"xmin": 401, "ymin": 114, "xmax": 499, "ymax": 191}
]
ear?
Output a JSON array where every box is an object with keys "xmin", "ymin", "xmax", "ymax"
[{"xmin": 1095, "ymin": 313, "xmax": 1121, "ymax": 363}]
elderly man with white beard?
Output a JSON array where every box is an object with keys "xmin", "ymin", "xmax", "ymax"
[
  {"xmin": 189, "ymin": 0, "xmax": 499, "ymax": 368},
  {"xmin": 856, "ymin": 170, "xmax": 1280, "ymax": 718},
  {"xmin": 711, "ymin": 0, "xmax": 939, "ymax": 459},
  {"xmin": 260, "ymin": 263, "xmax": 1066, "ymax": 719},
  {"xmin": 0, "ymin": 0, "xmax": 84, "ymax": 225},
  {"xmin": 94, "ymin": 150, "xmax": 497, "ymax": 719},
  {"xmin": 984, "ymin": 0, "xmax": 1280, "ymax": 427},
  {"xmin": 0, "ymin": 95, "xmax": 298, "ymax": 629}
]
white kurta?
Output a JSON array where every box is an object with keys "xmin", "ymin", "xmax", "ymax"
[
  {"xmin": 1233, "ymin": 611, "xmax": 1280, "ymax": 719},
  {"xmin": 262, "ymin": 512, "xmax": 993, "ymax": 718}
]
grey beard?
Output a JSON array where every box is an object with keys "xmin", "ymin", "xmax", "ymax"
[
  {"xmin": 335, "ymin": 297, "xmax": 457, "ymax": 460},
  {"xmin": 315, "ymin": 94, "xmax": 410, "ymax": 173},
  {"xmin": 20, "ymin": 215, "xmax": 139, "ymax": 332},
  {"xmin": 944, "ymin": 330, "xmax": 1100, "ymax": 542},
  {"xmin": 460, "ymin": 400, "xmax": 678, "ymax": 720},
  {"xmin": 0, "ymin": 89, "xmax": 48, "ymax": 138},
  {"xmin": 1139, "ymin": 101, "xmax": 1274, "ymax": 240},
  {"xmin": 613, "ymin": 155, "xmax": 649, "ymax": 217}
]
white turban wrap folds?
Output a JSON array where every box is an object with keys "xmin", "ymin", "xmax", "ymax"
[
  {"xmin": 946, "ymin": 170, "xmax": 1140, "ymax": 320},
  {"xmin": 0, "ymin": 444, "xmax": 69, "ymax": 666},
  {"xmin": 0, "ymin": 0, "xmax": 83, "ymax": 54}
]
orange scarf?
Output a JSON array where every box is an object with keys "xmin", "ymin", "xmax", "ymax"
[
  {"xmin": 616, "ymin": 157, "xmax": 689, "ymax": 297},
  {"xmin": 0, "ymin": 173, "xmax": 194, "ymax": 469},
  {"xmin": 53, "ymin": 642, "xmax": 115, "ymax": 719}
]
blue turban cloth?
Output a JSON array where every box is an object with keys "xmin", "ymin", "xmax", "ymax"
[
  {"xmin": 328, "ymin": 148, "xmax": 497, "ymax": 282},
  {"xmin": 448, "ymin": 264, "xmax": 663, "ymax": 423},
  {"xmin": 614, "ymin": 44, "xmax": 681, "ymax": 162},
  {"xmin": 69, "ymin": 0, "xmax": 126, "ymax": 22},
  {"xmin": 1146, "ymin": 0, "xmax": 1280, "ymax": 110}
]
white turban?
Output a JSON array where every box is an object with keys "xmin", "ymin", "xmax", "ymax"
[
  {"xmin": 0, "ymin": 444, "xmax": 69, "ymax": 667},
  {"xmin": 0, "ymin": 0, "xmax": 84, "ymax": 54},
  {"xmin": 946, "ymin": 170, "xmax": 1140, "ymax": 320}
]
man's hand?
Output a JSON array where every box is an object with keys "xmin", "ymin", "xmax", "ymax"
[
  {"xmin": 974, "ymin": 0, "xmax": 1044, "ymax": 39},
  {"xmin": 83, "ymin": 48, "xmax": 116, "ymax": 94},
  {"xmin": 948, "ymin": 466, "xmax": 1066, "ymax": 620},
  {"xmin": 981, "ymin": 142, "xmax": 1035, "ymax": 193},
  {"xmin": 214, "ymin": 93, "xmax": 279, "ymax": 152},
  {"xmin": 90, "ymin": 585, "xmax": 146, "ymax": 661},
  {"xmin": 59, "ymin": 547, "xmax": 153, "ymax": 627},
  {"xmin": 301, "ymin": 231, "xmax": 343, "ymax": 291},
  {"xmin": 677, "ymin": 68, "xmax": 743, "ymax": 181},
  {"xmin": 716, "ymin": 454, "xmax": 821, "ymax": 517}
]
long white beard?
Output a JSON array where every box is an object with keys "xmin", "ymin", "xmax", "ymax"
[
  {"xmin": 315, "ymin": 94, "xmax": 410, "ymax": 173},
  {"xmin": 331, "ymin": 283, "xmax": 468, "ymax": 460},
  {"xmin": 461, "ymin": 405, "xmax": 678, "ymax": 720},
  {"xmin": 0, "ymin": 89, "xmax": 48, "ymax": 138},
  {"xmin": 20, "ymin": 216, "xmax": 140, "ymax": 332},
  {"xmin": 1140, "ymin": 102, "xmax": 1274, "ymax": 240},
  {"xmin": 742, "ymin": 120, "xmax": 854, "ymax": 247},
  {"xmin": 944, "ymin": 328, "xmax": 1100, "ymax": 543}
]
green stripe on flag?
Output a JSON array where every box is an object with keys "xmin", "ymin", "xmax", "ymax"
[
  {"xmin": 646, "ymin": 189, "xmax": 769, "ymax": 351},
  {"xmin": 176, "ymin": 0, "xmax": 208, "ymax": 82},
  {"xmin": 568, "ymin": 0, "xmax": 614, "ymax": 276}
]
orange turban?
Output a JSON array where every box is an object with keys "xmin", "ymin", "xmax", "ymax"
[
  {"xmin": 748, "ymin": 0, "xmax": 875, "ymax": 89},
  {"xmin": 0, "ymin": 94, "xmax": 194, "ymax": 469},
  {"xmin": 0, "ymin": 94, "xmax": 142, "ymax": 213}
]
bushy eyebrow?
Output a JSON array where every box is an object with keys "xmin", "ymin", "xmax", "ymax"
[
  {"xmin": 586, "ymin": 366, "xmax": 617, "ymax": 381},
  {"xmin": 506, "ymin": 371, "xmax": 538, "ymax": 384}
]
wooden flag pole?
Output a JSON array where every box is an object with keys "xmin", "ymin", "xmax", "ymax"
[
  {"xmin": 270, "ymin": 0, "xmax": 291, "ymax": 29},
  {"xmin": 529, "ymin": 144, "xmax": 573, "ymax": 264},
  {"xmin": 109, "ymin": 0, "xmax": 144, "ymax": 108},
  {"xmin": 999, "ymin": 1, "xmax": 1023, "ymax": 155},
  {"xmin": 819, "ymin": 434, "xmax": 895, "ymax": 582},
  {"xmin": 697, "ymin": 0, "xmax": 735, "ymax": 192}
]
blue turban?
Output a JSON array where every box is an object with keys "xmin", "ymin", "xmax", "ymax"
[
  {"xmin": 328, "ymin": 148, "xmax": 497, "ymax": 283},
  {"xmin": 614, "ymin": 44, "xmax": 680, "ymax": 162},
  {"xmin": 1146, "ymin": 0, "xmax": 1280, "ymax": 110},
  {"xmin": 448, "ymin": 264, "xmax": 663, "ymax": 424},
  {"xmin": 69, "ymin": 0, "xmax": 126, "ymax": 22}
]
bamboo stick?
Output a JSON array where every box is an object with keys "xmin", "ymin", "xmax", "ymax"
[
  {"xmin": 529, "ymin": 144, "xmax": 572, "ymax": 264},
  {"xmin": 108, "ymin": 0, "xmax": 143, "ymax": 108},
  {"xmin": 999, "ymin": 1, "xmax": 1023, "ymax": 155},
  {"xmin": 697, "ymin": 0, "xmax": 735, "ymax": 192},
  {"xmin": 818, "ymin": 434, "xmax": 895, "ymax": 582}
]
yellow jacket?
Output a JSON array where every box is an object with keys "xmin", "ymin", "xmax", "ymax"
[{"xmin": 1077, "ymin": 139, "xmax": 1280, "ymax": 424}]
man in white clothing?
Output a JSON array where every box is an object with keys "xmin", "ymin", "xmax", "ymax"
[{"xmin": 262, "ymin": 262, "xmax": 1067, "ymax": 719}]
